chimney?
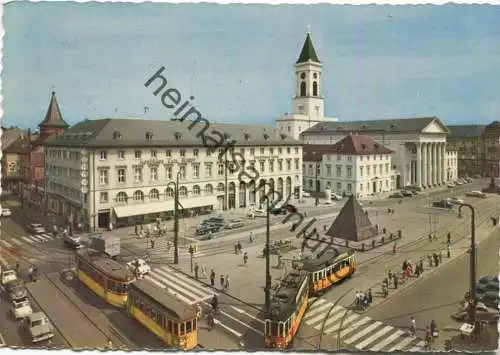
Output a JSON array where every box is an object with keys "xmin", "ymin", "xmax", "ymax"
[{"xmin": 27, "ymin": 128, "xmax": 32, "ymax": 141}]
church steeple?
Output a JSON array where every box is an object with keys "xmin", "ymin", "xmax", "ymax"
[
  {"xmin": 38, "ymin": 91, "xmax": 69, "ymax": 137},
  {"xmin": 296, "ymin": 32, "xmax": 320, "ymax": 64}
]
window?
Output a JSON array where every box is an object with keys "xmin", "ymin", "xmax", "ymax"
[
  {"xmin": 295, "ymin": 147, "xmax": 299, "ymax": 154},
  {"xmin": 99, "ymin": 151, "xmax": 107, "ymax": 160},
  {"xmin": 250, "ymin": 148, "xmax": 255, "ymax": 156},
  {"xmin": 326, "ymin": 165, "xmax": 332, "ymax": 177},
  {"xmin": 260, "ymin": 161, "xmax": 265, "ymax": 172},
  {"xmin": 336, "ymin": 166, "xmax": 341, "ymax": 177},
  {"xmin": 360, "ymin": 166, "xmax": 364, "ymax": 177},
  {"xmin": 287, "ymin": 160, "xmax": 291, "ymax": 171},
  {"xmin": 347, "ymin": 166, "xmax": 352, "ymax": 178},
  {"xmin": 260, "ymin": 148, "xmax": 265, "ymax": 154},
  {"xmin": 179, "ymin": 166, "xmax": 186, "ymax": 179},
  {"xmin": 117, "ymin": 168, "xmax": 126, "ymax": 183},
  {"xmin": 165, "ymin": 166, "xmax": 173, "ymax": 179},
  {"xmin": 269, "ymin": 161, "xmax": 274, "ymax": 172},
  {"xmin": 360, "ymin": 183, "xmax": 363, "ymax": 191},
  {"xmin": 193, "ymin": 185, "xmax": 201, "ymax": 196},
  {"xmin": 149, "ymin": 189, "xmax": 159, "ymax": 200},
  {"xmin": 134, "ymin": 167, "xmax": 143, "ymax": 183},
  {"xmin": 193, "ymin": 164, "xmax": 200, "ymax": 178},
  {"xmin": 278, "ymin": 160, "xmax": 283, "ymax": 171},
  {"xmin": 373, "ymin": 165, "xmax": 377, "ymax": 175},
  {"xmin": 133, "ymin": 190, "xmax": 144, "ymax": 201},
  {"xmin": 116, "ymin": 192, "xmax": 128, "ymax": 203},
  {"xmin": 295, "ymin": 159, "xmax": 299, "ymax": 170},
  {"xmin": 347, "ymin": 183, "xmax": 352, "ymax": 192},
  {"xmin": 367, "ymin": 166, "xmax": 371, "ymax": 175},
  {"xmin": 206, "ymin": 149, "xmax": 211, "ymax": 157},
  {"xmin": 166, "ymin": 150, "xmax": 171, "ymax": 157},
  {"xmin": 217, "ymin": 183, "xmax": 225, "ymax": 192},
  {"xmin": 193, "ymin": 149, "xmax": 199, "ymax": 157},
  {"xmin": 385, "ymin": 180, "xmax": 389, "ymax": 187},
  {"xmin": 336, "ymin": 182, "xmax": 341, "ymax": 191},
  {"xmin": 278, "ymin": 148, "xmax": 282, "ymax": 154},
  {"xmin": 287, "ymin": 147, "xmax": 291, "ymax": 154},
  {"xmin": 218, "ymin": 164, "xmax": 225, "ymax": 176},
  {"xmin": 179, "ymin": 186, "xmax": 188, "ymax": 197},
  {"xmin": 99, "ymin": 170, "xmax": 109, "ymax": 185},
  {"xmin": 150, "ymin": 167, "xmax": 158, "ymax": 181},
  {"xmin": 165, "ymin": 188, "xmax": 174, "ymax": 199},
  {"xmin": 117, "ymin": 150, "xmax": 125, "ymax": 160},
  {"xmin": 385, "ymin": 164, "xmax": 389, "ymax": 174},
  {"xmin": 205, "ymin": 184, "xmax": 213, "ymax": 194},
  {"xmin": 151, "ymin": 150, "xmax": 157, "ymax": 158},
  {"xmin": 100, "ymin": 192, "xmax": 108, "ymax": 203},
  {"xmin": 205, "ymin": 164, "xmax": 212, "ymax": 178},
  {"xmin": 134, "ymin": 150, "xmax": 142, "ymax": 159},
  {"xmin": 347, "ymin": 156, "xmax": 352, "ymax": 161},
  {"xmin": 180, "ymin": 149, "xmax": 186, "ymax": 157}
]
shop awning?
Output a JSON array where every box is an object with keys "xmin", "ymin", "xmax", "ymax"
[{"xmin": 113, "ymin": 195, "xmax": 217, "ymax": 218}]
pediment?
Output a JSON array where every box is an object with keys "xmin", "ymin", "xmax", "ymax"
[{"xmin": 422, "ymin": 119, "xmax": 450, "ymax": 134}]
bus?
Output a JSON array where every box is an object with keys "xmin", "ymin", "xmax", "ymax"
[
  {"xmin": 75, "ymin": 248, "xmax": 135, "ymax": 308},
  {"xmin": 127, "ymin": 279, "xmax": 198, "ymax": 349},
  {"xmin": 264, "ymin": 271, "xmax": 309, "ymax": 349}
]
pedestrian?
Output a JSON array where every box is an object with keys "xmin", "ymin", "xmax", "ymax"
[
  {"xmin": 220, "ymin": 274, "xmax": 225, "ymax": 289},
  {"xmin": 106, "ymin": 338, "xmax": 113, "ymax": 349},
  {"xmin": 433, "ymin": 253, "xmax": 439, "ymax": 267},
  {"xmin": 438, "ymin": 251, "xmax": 443, "ymax": 264},
  {"xmin": 109, "ymin": 222, "xmax": 113, "ymax": 231},
  {"xmin": 392, "ymin": 242, "xmax": 397, "ymax": 255},
  {"xmin": 249, "ymin": 232, "xmax": 253, "ymax": 243},
  {"xmin": 206, "ymin": 312, "xmax": 215, "ymax": 331},
  {"xmin": 447, "ymin": 232, "xmax": 451, "ymax": 245},
  {"xmin": 150, "ymin": 239, "xmax": 155, "ymax": 249},
  {"xmin": 224, "ymin": 274, "xmax": 229, "ymax": 290},
  {"xmin": 427, "ymin": 254, "xmax": 433, "ymax": 267},
  {"xmin": 201, "ymin": 265, "xmax": 207, "ymax": 278},
  {"xmin": 428, "ymin": 234, "xmax": 432, "ymax": 242},
  {"xmin": 367, "ymin": 288, "xmax": 373, "ymax": 305},
  {"xmin": 410, "ymin": 316, "xmax": 416, "ymax": 336},
  {"xmin": 419, "ymin": 259, "xmax": 424, "ymax": 274},
  {"xmin": 210, "ymin": 269, "xmax": 215, "ymax": 286},
  {"xmin": 194, "ymin": 263, "xmax": 199, "ymax": 279},
  {"xmin": 430, "ymin": 320, "xmax": 437, "ymax": 339},
  {"xmin": 447, "ymin": 245, "xmax": 451, "ymax": 258},
  {"xmin": 15, "ymin": 262, "xmax": 20, "ymax": 277},
  {"xmin": 393, "ymin": 274, "xmax": 398, "ymax": 289},
  {"xmin": 425, "ymin": 326, "xmax": 432, "ymax": 349},
  {"xmin": 243, "ymin": 252, "xmax": 248, "ymax": 265},
  {"xmin": 323, "ymin": 224, "xmax": 327, "ymax": 232},
  {"xmin": 234, "ymin": 244, "xmax": 238, "ymax": 255},
  {"xmin": 237, "ymin": 241, "xmax": 242, "ymax": 254}
]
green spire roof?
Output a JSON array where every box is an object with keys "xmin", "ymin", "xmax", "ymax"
[
  {"xmin": 296, "ymin": 33, "xmax": 320, "ymax": 64},
  {"xmin": 39, "ymin": 91, "xmax": 69, "ymax": 128}
]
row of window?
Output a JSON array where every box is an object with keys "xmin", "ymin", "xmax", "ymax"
[
  {"xmin": 98, "ymin": 146, "xmax": 301, "ymax": 161},
  {"xmin": 306, "ymin": 163, "xmax": 392, "ymax": 178},
  {"xmin": 323, "ymin": 154, "xmax": 390, "ymax": 162},
  {"xmin": 312, "ymin": 258, "xmax": 353, "ymax": 283},
  {"xmin": 77, "ymin": 258, "xmax": 130, "ymax": 294},
  {"xmin": 265, "ymin": 287, "xmax": 308, "ymax": 337},
  {"xmin": 129, "ymin": 292, "xmax": 196, "ymax": 336},
  {"xmin": 305, "ymin": 179, "xmax": 394, "ymax": 193}
]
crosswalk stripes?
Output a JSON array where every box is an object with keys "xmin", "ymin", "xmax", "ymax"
[
  {"xmin": 0, "ymin": 234, "xmax": 55, "ymax": 249},
  {"xmin": 0, "ymin": 240, "xmax": 13, "ymax": 248},
  {"xmin": 11, "ymin": 238, "xmax": 23, "ymax": 246},
  {"xmin": 303, "ymin": 299, "xmax": 425, "ymax": 352},
  {"xmin": 21, "ymin": 237, "xmax": 35, "ymax": 244},
  {"xmin": 143, "ymin": 265, "xmax": 216, "ymax": 305}
]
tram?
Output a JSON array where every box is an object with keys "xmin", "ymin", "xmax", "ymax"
[
  {"xmin": 301, "ymin": 249, "xmax": 356, "ymax": 295},
  {"xmin": 264, "ymin": 271, "xmax": 309, "ymax": 349},
  {"xmin": 127, "ymin": 279, "xmax": 198, "ymax": 349},
  {"xmin": 75, "ymin": 248, "xmax": 136, "ymax": 308}
]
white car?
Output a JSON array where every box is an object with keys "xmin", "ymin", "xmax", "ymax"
[
  {"xmin": 127, "ymin": 258, "xmax": 151, "ymax": 277},
  {"xmin": 301, "ymin": 191, "xmax": 311, "ymax": 198},
  {"xmin": 330, "ymin": 193, "xmax": 342, "ymax": 201},
  {"xmin": 26, "ymin": 223, "xmax": 46, "ymax": 234},
  {"xmin": 447, "ymin": 183, "xmax": 455, "ymax": 188},
  {"xmin": 1, "ymin": 209, "xmax": 12, "ymax": 217},
  {"xmin": 466, "ymin": 191, "xmax": 487, "ymax": 198},
  {"xmin": 1, "ymin": 269, "xmax": 17, "ymax": 285},
  {"xmin": 23, "ymin": 312, "xmax": 54, "ymax": 343},
  {"xmin": 12, "ymin": 298, "xmax": 33, "ymax": 320},
  {"xmin": 447, "ymin": 197, "xmax": 464, "ymax": 204}
]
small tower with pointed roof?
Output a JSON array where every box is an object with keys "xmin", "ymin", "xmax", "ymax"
[
  {"xmin": 38, "ymin": 91, "xmax": 69, "ymax": 138},
  {"xmin": 276, "ymin": 30, "xmax": 337, "ymax": 140}
]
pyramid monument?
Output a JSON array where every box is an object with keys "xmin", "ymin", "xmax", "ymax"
[{"xmin": 326, "ymin": 195, "xmax": 377, "ymax": 242}]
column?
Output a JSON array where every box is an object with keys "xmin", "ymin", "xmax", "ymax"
[
  {"xmin": 441, "ymin": 143, "xmax": 446, "ymax": 184},
  {"xmin": 421, "ymin": 143, "xmax": 427, "ymax": 188},
  {"xmin": 436, "ymin": 143, "xmax": 442, "ymax": 184},
  {"xmin": 432, "ymin": 143, "xmax": 437, "ymax": 185},
  {"xmin": 416, "ymin": 142, "xmax": 422, "ymax": 187}
]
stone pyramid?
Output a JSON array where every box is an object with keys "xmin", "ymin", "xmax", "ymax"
[{"xmin": 325, "ymin": 195, "xmax": 377, "ymax": 242}]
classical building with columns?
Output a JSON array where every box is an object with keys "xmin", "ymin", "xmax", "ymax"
[
  {"xmin": 44, "ymin": 118, "xmax": 302, "ymax": 230},
  {"xmin": 301, "ymin": 117, "xmax": 453, "ymax": 189}
]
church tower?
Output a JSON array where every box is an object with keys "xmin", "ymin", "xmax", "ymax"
[
  {"xmin": 38, "ymin": 91, "xmax": 69, "ymax": 138},
  {"xmin": 276, "ymin": 31, "xmax": 337, "ymax": 140}
]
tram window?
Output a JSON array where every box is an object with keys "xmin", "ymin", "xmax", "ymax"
[
  {"xmin": 278, "ymin": 322, "xmax": 284, "ymax": 337},
  {"xmin": 283, "ymin": 320, "xmax": 289, "ymax": 335},
  {"xmin": 173, "ymin": 322, "xmax": 179, "ymax": 335},
  {"xmin": 264, "ymin": 321, "xmax": 269, "ymax": 336},
  {"xmin": 168, "ymin": 320, "xmax": 173, "ymax": 333},
  {"xmin": 312, "ymin": 272, "xmax": 317, "ymax": 282},
  {"xmin": 180, "ymin": 322, "xmax": 186, "ymax": 336},
  {"xmin": 270, "ymin": 322, "xmax": 278, "ymax": 335},
  {"xmin": 333, "ymin": 263, "xmax": 341, "ymax": 273},
  {"xmin": 186, "ymin": 320, "xmax": 192, "ymax": 333},
  {"xmin": 192, "ymin": 318, "xmax": 197, "ymax": 331},
  {"xmin": 326, "ymin": 267, "xmax": 331, "ymax": 276}
]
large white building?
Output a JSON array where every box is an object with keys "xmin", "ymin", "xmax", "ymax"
[
  {"xmin": 303, "ymin": 133, "xmax": 397, "ymax": 197},
  {"xmin": 44, "ymin": 118, "xmax": 302, "ymax": 230},
  {"xmin": 301, "ymin": 117, "xmax": 458, "ymax": 189},
  {"xmin": 275, "ymin": 32, "xmax": 338, "ymax": 140}
]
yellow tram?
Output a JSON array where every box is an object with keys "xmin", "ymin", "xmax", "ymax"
[
  {"xmin": 264, "ymin": 271, "xmax": 309, "ymax": 349},
  {"xmin": 127, "ymin": 279, "xmax": 198, "ymax": 350},
  {"xmin": 75, "ymin": 249, "xmax": 136, "ymax": 308},
  {"xmin": 301, "ymin": 249, "xmax": 356, "ymax": 295}
]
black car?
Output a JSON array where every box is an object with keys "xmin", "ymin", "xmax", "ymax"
[
  {"xmin": 477, "ymin": 282, "xmax": 499, "ymax": 294},
  {"xmin": 389, "ymin": 192, "xmax": 404, "ymax": 198},
  {"xmin": 478, "ymin": 292, "xmax": 500, "ymax": 309},
  {"xmin": 401, "ymin": 190, "xmax": 413, "ymax": 197},
  {"xmin": 270, "ymin": 207, "xmax": 287, "ymax": 215},
  {"xmin": 432, "ymin": 200, "xmax": 453, "ymax": 209},
  {"xmin": 196, "ymin": 224, "xmax": 220, "ymax": 236},
  {"xmin": 478, "ymin": 276, "xmax": 499, "ymax": 285},
  {"xmin": 7, "ymin": 279, "xmax": 27, "ymax": 301},
  {"xmin": 201, "ymin": 217, "xmax": 225, "ymax": 227}
]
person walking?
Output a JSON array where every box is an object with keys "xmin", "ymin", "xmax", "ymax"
[
  {"xmin": 425, "ymin": 325, "xmax": 432, "ymax": 349},
  {"xmin": 224, "ymin": 274, "xmax": 230, "ymax": 290},
  {"xmin": 367, "ymin": 288, "xmax": 373, "ymax": 305},
  {"xmin": 410, "ymin": 316, "xmax": 416, "ymax": 337},
  {"xmin": 249, "ymin": 231, "xmax": 253, "ymax": 243},
  {"xmin": 438, "ymin": 251, "xmax": 443, "ymax": 264},
  {"xmin": 419, "ymin": 259, "xmax": 424, "ymax": 274},
  {"xmin": 243, "ymin": 252, "xmax": 248, "ymax": 265},
  {"xmin": 201, "ymin": 265, "xmax": 207, "ymax": 278},
  {"xmin": 447, "ymin": 245, "xmax": 451, "ymax": 258},
  {"xmin": 392, "ymin": 242, "xmax": 397, "ymax": 255},
  {"xmin": 393, "ymin": 274, "xmax": 398, "ymax": 289},
  {"xmin": 234, "ymin": 244, "xmax": 238, "ymax": 255},
  {"xmin": 194, "ymin": 263, "xmax": 199, "ymax": 279},
  {"xmin": 447, "ymin": 232, "xmax": 451, "ymax": 245},
  {"xmin": 206, "ymin": 311, "xmax": 215, "ymax": 331},
  {"xmin": 220, "ymin": 274, "xmax": 225, "ymax": 290},
  {"xmin": 150, "ymin": 239, "xmax": 155, "ymax": 249},
  {"xmin": 210, "ymin": 269, "xmax": 215, "ymax": 286}
]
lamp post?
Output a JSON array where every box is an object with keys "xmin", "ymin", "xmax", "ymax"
[
  {"xmin": 458, "ymin": 203, "xmax": 477, "ymax": 333},
  {"xmin": 167, "ymin": 171, "xmax": 182, "ymax": 265},
  {"xmin": 264, "ymin": 196, "xmax": 271, "ymax": 313}
]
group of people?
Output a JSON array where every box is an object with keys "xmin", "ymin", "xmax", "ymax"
[
  {"xmin": 134, "ymin": 222, "xmax": 168, "ymax": 239},
  {"xmin": 409, "ymin": 317, "xmax": 438, "ymax": 349},
  {"xmin": 354, "ymin": 289, "xmax": 373, "ymax": 310},
  {"xmin": 196, "ymin": 295, "xmax": 220, "ymax": 331}
]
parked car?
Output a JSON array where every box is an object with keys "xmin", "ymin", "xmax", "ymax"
[
  {"xmin": 447, "ymin": 197, "xmax": 464, "ymax": 204},
  {"xmin": 301, "ymin": 191, "xmax": 311, "ymax": 198},
  {"xmin": 63, "ymin": 234, "xmax": 83, "ymax": 249},
  {"xmin": 225, "ymin": 219, "xmax": 245, "ymax": 229},
  {"xmin": 26, "ymin": 223, "xmax": 46, "ymax": 234},
  {"xmin": 201, "ymin": 217, "xmax": 225, "ymax": 227},
  {"xmin": 269, "ymin": 207, "xmax": 287, "ymax": 215},
  {"xmin": 447, "ymin": 183, "xmax": 455, "ymax": 188},
  {"xmin": 478, "ymin": 275, "xmax": 499, "ymax": 285},
  {"xmin": 432, "ymin": 200, "xmax": 453, "ymax": 209},
  {"xmin": 23, "ymin": 312, "xmax": 54, "ymax": 343},
  {"xmin": 401, "ymin": 190, "xmax": 413, "ymax": 197},
  {"xmin": 1, "ymin": 208, "xmax": 12, "ymax": 217},
  {"xmin": 250, "ymin": 209, "xmax": 267, "ymax": 218},
  {"xmin": 7, "ymin": 279, "xmax": 27, "ymax": 301},
  {"xmin": 12, "ymin": 298, "xmax": 33, "ymax": 320},
  {"xmin": 477, "ymin": 282, "xmax": 499, "ymax": 294},
  {"xmin": 466, "ymin": 191, "xmax": 486, "ymax": 198},
  {"xmin": 389, "ymin": 192, "xmax": 404, "ymax": 199},
  {"xmin": 478, "ymin": 291, "xmax": 500, "ymax": 309},
  {"xmin": 1, "ymin": 269, "xmax": 17, "ymax": 285},
  {"xmin": 127, "ymin": 258, "xmax": 151, "ymax": 277},
  {"xmin": 330, "ymin": 193, "xmax": 343, "ymax": 201},
  {"xmin": 196, "ymin": 224, "xmax": 221, "ymax": 236},
  {"xmin": 454, "ymin": 180, "xmax": 463, "ymax": 185},
  {"xmin": 405, "ymin": 185, "xmax": 422, "ymax": 192},
  {"xmin": 451, "ymin": 302, "xmax": 499, "ymax": 323}
]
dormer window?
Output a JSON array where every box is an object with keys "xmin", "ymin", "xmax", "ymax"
[
  {"xmin": 146, "ymin": 132, "xmax": 153, "ymax": 141},
  {"xmin": 280, "ymin": 133, "xmax": 287, "ymax": 140},
  {"xmin": 263, "ymin": 133, "xmax": 270, "ymax": 141},
  {"xmin": 112, "ymin": 131, "xmax": 122, "ymax": 140},
  {"xmin": 174, "ymin": 132, "xmax": 182, "ymax": 141},
  {"xmin": 361, "ymin": 144, "xmax": 366, "ymax": 150},
  {"xmin": 244, "ymin": 133, "xmax": 251, "ymax": 141}
]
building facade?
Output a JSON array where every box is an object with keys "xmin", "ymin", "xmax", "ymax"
[
  {"xmin": 303, "ymin": 134, "xmax": 397, "ymax": 198},
  {"xmin": 446, "ymin": 125, "xmax": 486, "ymax": 177},
  {"xmin": 275, "ymin": 32, "xmax": 338, "ymax": 140},
  {"xmin": 301, "ymin": 117, "xmax": 451, "ymax": 189},
  {"xmin": 446, "ymin": 150, "xmax": 459, "ymax": 181},
  {"xmin": 482, "ymin": 121, "xmax": 500, "ymax": 178},
  {"xmin": 44, "ymin": 118, "xmax": 302, "ymax": 230}
]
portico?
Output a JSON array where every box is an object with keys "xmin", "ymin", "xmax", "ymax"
[{"xmin": 407, "ymin": 141, "xmax": 447, "ymax": 187}]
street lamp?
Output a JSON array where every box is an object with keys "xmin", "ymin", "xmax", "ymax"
[
  {"xmin": 457, "ymin": 203, "xmax": 477, "ymax": 335},
  {"xmin": 166, "ymin": 171, "xmax": 182, "ymax": 265},
  {"xmin": 263, "ymin": 196, "xmax": 272, "ymax": 314}
]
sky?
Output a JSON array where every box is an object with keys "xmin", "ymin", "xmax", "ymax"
[{"xmin": 2, "ymin": 3, "xmax": 500, "ymax": 130}]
